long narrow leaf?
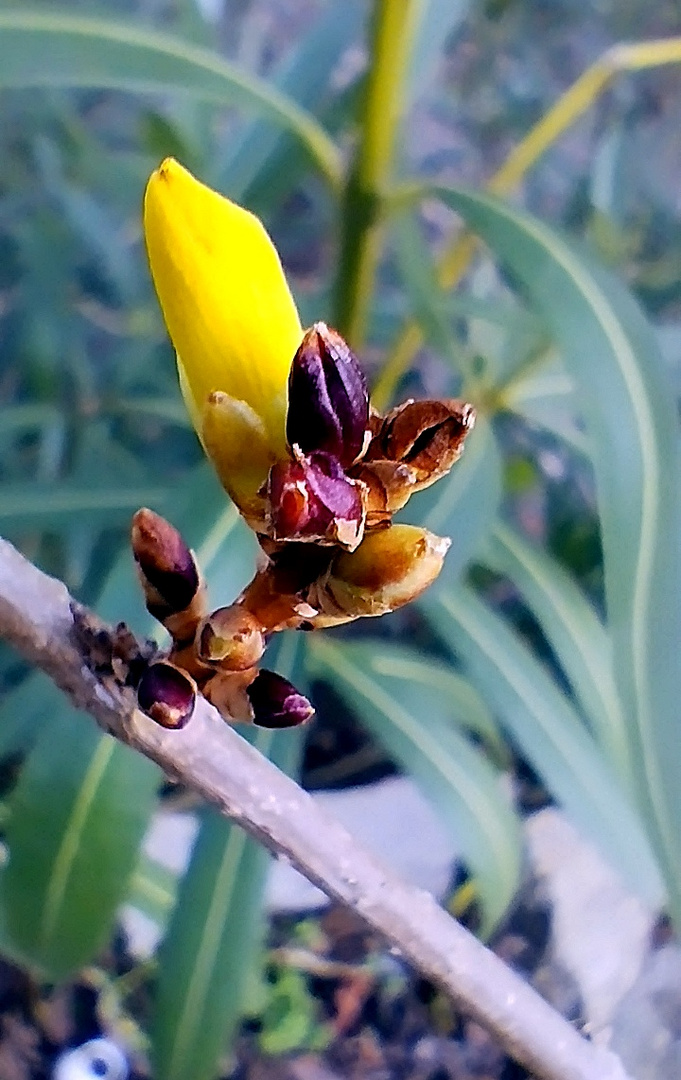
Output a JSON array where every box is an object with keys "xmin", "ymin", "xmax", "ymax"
[
  {"xmin": 424, "ymin": 584, "xmax": 664, "ymax": 908},
  {"xmin": 500, "ymin": 355, "xmax": 591, "ymax": 457},
  {"xmin": 151, "ymin": 634, "xmax": 305, "ymax": 1080},
  {"xmin": 405, "ymin": 0, "xmax": 472, "ymax": 104},
  {"xmin": 393, "ymin": 214, "xmax": 463, "ymax": 371},
  {"xmin": 128, "ymin": 856, "xmax": 177, "ymax": 928},
  {"xmin": 363, "ymin": 641, "xmax": 507, "ymax": 762},
  {"xmin": 216, "ymin": 1, "xmax": 363, "ymax": 201},
  {"xmin": 3, "ymin": 708, "xmax": 158, "ymax": 978},
  {"xmin": 0, "ymin": 469, "xmax": 252, "ymax": 976},
  {"xmin": 482, "ymin": 522, "xmax": 631, "ymax": 785},
  {"xmin": 0, "ymin": 483, "xmax": 172, "ymax": 531},
  {"xmin": 151, "ymin": 807, "xmax": 270, "ymax": 1080},
  {"xmin": 432, "ymin": 186, "xmax": 681, "ymax": 909},
  {"xmin": 308, "ymin": 636, "xmax": 521, "ymax": 933},
  {"xmin": 0, "ymin": 670, "xmax": 62, "ymax": 757},
  {"xmin": 0, "ymin": 9, "xmax": 341, "ymax": 188}
]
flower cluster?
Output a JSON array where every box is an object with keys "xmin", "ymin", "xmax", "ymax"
[{"xmin": 135, "ymin": 159, "xmax": 475, "ymax": 730}]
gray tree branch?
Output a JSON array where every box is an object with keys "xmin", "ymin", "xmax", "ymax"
[{"xmin": 0, "ymin": 535, "xmax": 631, "ymax": 1080}]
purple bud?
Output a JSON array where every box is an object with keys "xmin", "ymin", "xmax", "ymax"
[
  {"xmin": 268, "ymin": 449, "xmax": 365, "ymax": 550},
  {"xmin": 247, "ymin": 670, "xmax": 314, "ymax": 728},
  {"xmin": 131, "ymin": 509, "xmax": 200, "ymax": 618},
  {"xmin": 287, "ymin": 323, "xmax": 369, "ymax": 467},
  {"xmin": 137, "ymin": 661, "xmax": 196, "ymax": 729}
]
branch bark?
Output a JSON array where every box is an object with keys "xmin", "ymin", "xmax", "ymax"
[{"xmin": 0, "ymin": 535, "xmax": 631, "ymax": 1080}]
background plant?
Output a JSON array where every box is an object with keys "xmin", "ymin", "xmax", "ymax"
[{"xmin": 1, "ymin": 1, "xmax": 681, "ymax": 1077}]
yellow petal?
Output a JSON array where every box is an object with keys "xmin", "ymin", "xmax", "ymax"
[
  {"xmin": 201, "ymin": 391, "xmax": 273, "ymax": 528},
  {"xmin": 143, "ymin": 158, "xmax": 301, "ymax": 456}
]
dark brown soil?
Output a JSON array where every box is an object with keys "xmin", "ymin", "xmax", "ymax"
[{"xmin": 0, "ymin": 872, "xmax": 584, "ymax": 1080}]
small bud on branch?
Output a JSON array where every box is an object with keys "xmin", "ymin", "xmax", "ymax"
[{"xmin": 137, "ymin": 661, "xmax": 196, "ymax": 729}]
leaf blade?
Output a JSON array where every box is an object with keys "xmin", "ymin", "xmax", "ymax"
[
  {"xmin": 482, "ymin": 521, "xmax": 631, "ymax": 784},
  {"xmin": 0, "ymin": 468, "xmax": 252, "ymax": 977},
  {"xmin": 3, "ymin": 709, "xmax": 158, "ymax": 978},
  {"xmin": 425, "ymin": 583, "xmax": 664, "ymax": 908},
  {"xmin": 151, "ymin": 634, "xmax": 305, "ymax": 1080},
  {"xmin": 0, "ymin": 9, "xmax": 341, "ymax": 188},
  {"xmin": 432, "ymin": 185, "xmax": 681, "ymax": 908},
  {"xmin": 308, "ymin": 636, "xmax": 521, "ymax": 933}
]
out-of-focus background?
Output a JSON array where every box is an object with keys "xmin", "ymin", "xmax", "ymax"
[{"xmin": 2, "ymin": 2, "xmax": 681, "ymax": 1078}]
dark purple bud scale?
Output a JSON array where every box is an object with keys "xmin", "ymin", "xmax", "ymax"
[
  {"xmin": 132, "ymin": 508, "xmax": 200, "ymax": 615},
  {"xmin": 287, "ymin": 323, "xmax": 369, "ymax": 467},
  {"xmin": 247, "ymin": 669, "xmax": 314, "ymax": 728},
  {"xmin": 137, "ymin": 557, "xmax": 199, "ymax": 617},
  {"xmin": 137, "ymin": 661, "xmax": 196, "ymax": 729}
]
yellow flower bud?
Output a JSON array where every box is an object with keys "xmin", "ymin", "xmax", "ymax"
[{"xmin": 143, "ymin": 158, "xmax": 302, "ymax": 510}]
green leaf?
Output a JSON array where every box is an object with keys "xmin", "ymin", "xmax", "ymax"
[
  {"xmin": 115, "ymin": 396, "xmax": 192, "ymax": 427},
  {"xmin": 0, "ymin": 482, "xmax": 172, "ymax": 531},
  {"xmin": 128, "ymin": 855, "xmax": 177, "ymax": 928},
  {"xmin": 151, "ymin": 634, "xmax": 305, "ymax": 1080},
  {"xmin": 0, "ymin": 670, "xmax": 63, "ymax": 758},
  {"xmin": 258, "ymin": 966, "xmax": 331, "ymax": 1055},
  {"xmin": 308, "ymin": 636, "xmax": 521, "ymax": 934},
  {"xmin": 393, "ymin": 214, "xmax": 463, "ymax": 372},
  {"xmin": 500, "ymin": 354, "xmax": 590, "ymax": 457},
  {"xmin": 362, "ymin": 641, "xmax": 507, "ymax": 763},
  {"xmin": 405, "ymin": 0, "xmax": 472, "ymax": 104},
  {"xmin": 432, "ymin": 186, "xmax": 681, "ymax": 912},
  {"xmin": 0, "ymin": 467, "xmax": 252, "ymax": 978},
  {"xmin": 0, "ymin": 403, "xmax": 62, "ymax": 435},
  {"xmin": 425, "ymin": 584, "xmax": 664, "ymax": 908},
  {"xmin": 151, "ymin": 806, "xmax": 269, "ymax": 1080},
  {"xmin": 0, "ymin": 9, "xmax": 341, "ymax": 189},
  {"xmin": 216, "ymin": 0, "xmax": 364, "ymax": 202},
  {"xmin": 2, "ymin": 707, "xmax": 158, "ymax": 978},
  {"xmin": 482, "ymin": 522, "xmax": 631, "ymax": 785}
]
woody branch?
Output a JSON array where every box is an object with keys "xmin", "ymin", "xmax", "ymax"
[{"xmin": 0, "ymin": 535, "xmax": 631, "ymax": 1080}]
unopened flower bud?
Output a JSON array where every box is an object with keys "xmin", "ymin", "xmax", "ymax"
[
  {"xmin": 137, "ymin": 661, "xmax": 196, "ymax": 729},
  {"xmin": 131, "ymin": 508, "xmax": 200, "ymax": 619},
  {"xmin": 196, "ymin": 605, "xmax": 265, "ymax": 671},
  {"xmin": 144, "ymin": 158, "xmax": 300, "ymax": 468},
  {"xmin": 247, "ymin": 670, "xmax": 315, "ymax": 728},
  {"xmin": 268, "ymin": 448, "xmax": 366, "ymax": 551},
  {"xmin": 286, "ymin": 323, "xmax": 369, "ymax": 467},
  {"xmin": 311, "ymin": 524, "xmax": 450, "ymax": 620},
  {"xmin": 369, "ymin": 399, "xmax": 475, "ymax": 490}
]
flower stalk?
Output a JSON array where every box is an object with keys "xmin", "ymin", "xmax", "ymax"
[{"xmin": 333, "ymin": 0, "xmax": 424, "ymax": 346}]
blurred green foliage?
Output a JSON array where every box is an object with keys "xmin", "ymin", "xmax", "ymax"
[{"xmin": 2, "ymin": 1, "xmax": 681, "ymax": 1077}]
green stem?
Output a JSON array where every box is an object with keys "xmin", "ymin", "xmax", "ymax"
[{"xmin": 333, "ymin": 0, "xmax": 423, "ymax": 346}]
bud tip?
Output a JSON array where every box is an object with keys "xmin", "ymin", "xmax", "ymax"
[
  {"xmin": 196, "ymin": 606, "xmax": 265, "ymax": 671},
  {"xmin": 247, "ymin": 670, "xmax": 314, "ymax": 728}
]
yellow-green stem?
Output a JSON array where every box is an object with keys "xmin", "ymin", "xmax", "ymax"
[
  {"xmin": 333, "ymin": 0, "xmax": 423, "ymax": 346},
  {"xmin": 372, "ymin": 34, "xmax": 681, "ymax": 408}
]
